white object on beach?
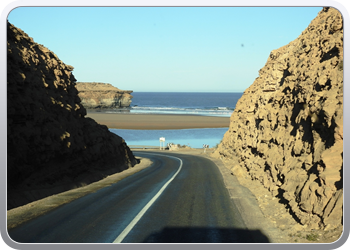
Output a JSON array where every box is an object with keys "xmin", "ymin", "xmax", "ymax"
[{"xmin": 159, "ymin": 137, "xmax": 165, "ymax": 150}]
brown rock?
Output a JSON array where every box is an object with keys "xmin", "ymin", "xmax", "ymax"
[
  {"xmin": 7, "ymin": 22, "xmax": 137, "ymax": 210},
  {"xmin": 214, "ymin": 7, "xmax": 343, "ymax": 230},
  {"xmin": 76, "ymin": 82, "xmax": 133, "ymax": 109}
]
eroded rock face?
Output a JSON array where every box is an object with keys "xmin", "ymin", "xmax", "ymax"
[
  {"xmin": 214, "ymin": 7, "xmax": 343, "ymax": 230},
  {"xmin": 76, "ymin": 82, "xmax": 133, "ymax": 109},
  {"xmin": 7, "ymin": 22, "xmax": 137, "ymax": 210}
]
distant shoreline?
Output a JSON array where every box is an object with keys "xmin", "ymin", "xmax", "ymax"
[{"xmin": 86, "ymin": 112, "xmax": 230, "ymax": 130}]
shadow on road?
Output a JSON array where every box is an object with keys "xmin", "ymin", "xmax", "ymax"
[{"xmin": 142, "ymin": 226, "xmax": 270, "ymax": 243}]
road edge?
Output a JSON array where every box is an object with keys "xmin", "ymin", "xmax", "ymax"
[
  {"xmin": 7, "ymin": 157, "xmax": 153, "ymax": 231},
  {"xmin": 204, "ymin": 155, "xmax": 287, "ymax": 243}
]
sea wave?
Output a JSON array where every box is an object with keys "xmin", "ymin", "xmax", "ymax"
[
  {"xmin": 129, "ymin": 106, "xmax": 233, "ymax": 117},
  {"xmin": 103, "ymin": 106, "xmax": 234, "ymax": 117}
]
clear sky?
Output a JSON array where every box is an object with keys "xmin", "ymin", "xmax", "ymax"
[{"xmin": 7, "ymin": 6, "xmax": 323, "ymax": 92}]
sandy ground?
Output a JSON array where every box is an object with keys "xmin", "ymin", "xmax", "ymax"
[{"xmin": 86, "ymin": 112, "xmax": 230, "ymax": 129}]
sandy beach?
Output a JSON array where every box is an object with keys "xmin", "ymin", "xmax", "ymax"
[{"xmin": 86, "ymin": 112, "xmax": 230, "ymax": 129}]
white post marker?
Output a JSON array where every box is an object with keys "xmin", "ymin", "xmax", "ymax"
[{"xmin": 159, "ymin": 137, "xmax": 165, "ymax": 150}]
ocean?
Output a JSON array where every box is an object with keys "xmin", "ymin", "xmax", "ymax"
[
  {"xmin": 109, "ymin": 92, "xmax": 243, "ymax": 148},
  {"xmin": 108, "ymin": 92, "xmax": 243, "ymax": 117}
]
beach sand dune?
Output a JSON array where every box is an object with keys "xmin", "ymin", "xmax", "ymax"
[{"xmin": 86, "ymin": 113, "xmax": 230, "ymax": 130}]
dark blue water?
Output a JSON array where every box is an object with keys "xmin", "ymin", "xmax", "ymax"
[{"xmin": 109, "ymin": 92, "xmax": 243, "ymax": 117}]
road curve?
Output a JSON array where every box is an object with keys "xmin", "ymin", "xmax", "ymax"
[{"xmin": 8, "ymin": 151, "xmax": 270, "ymax": 243}]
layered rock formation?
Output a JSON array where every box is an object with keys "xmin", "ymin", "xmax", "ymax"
[
  {"xmin": 7, "ymin": 22, "xmax": 137, "ymax": 210},
  {"xmin": 214, "ymin": 7, "xmax": 343, "ymax": 230},
  {"xmin": 76, "ymin": 82, "xmax": 133, "ymax": 109}
]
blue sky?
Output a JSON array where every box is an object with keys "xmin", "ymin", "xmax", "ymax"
[{"xmin": 7, "ymin": 7, "xmax": 323, "ymax": 92}]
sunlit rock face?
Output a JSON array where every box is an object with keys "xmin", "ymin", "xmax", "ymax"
[
  {"xmin": 7, "ymin": 21, "xmax": 137, "ymax": 210},
  {"xmin": 76, "ymin": 82, "xmax": 133, "ymax": 109},
  {"xmin": 214, "ymin": 7, "xmax": 343, "ymax": 230}
]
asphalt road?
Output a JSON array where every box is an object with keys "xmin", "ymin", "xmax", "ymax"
[{"xmin": 8, "ymin": 151, "xmax": 269, "ymax": 243}]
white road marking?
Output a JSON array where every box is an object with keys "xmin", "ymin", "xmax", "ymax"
[{"xmin": 113, "ymin": 153, "xmax": 183, "ymax": 243}]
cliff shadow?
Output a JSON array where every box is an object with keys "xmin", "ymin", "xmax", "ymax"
[
  {"xmin": 278, "ymin": 68, "xmax": 292, "ymax": 87},
  {"xmin": 142, "ymin": 226, "xmax": 270, "ymax": 243},
  {"xmin": 334, "ymin": 152, "xmax": 343, "ymax": 190},
  {"xmin": 288, "ymin": 87, "xmax": 336, "ymax": 149},
  {"xmin": 275, "ymin": 188, "xmax": 303, "ymax": 224}
]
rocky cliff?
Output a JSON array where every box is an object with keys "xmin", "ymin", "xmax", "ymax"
[
  {"xmin": 214, "ymin": 7, "xmax": 343, "ymax": 230},
  {"xmin": 76, "ymin": 82, "xmax": 133, "ymax": 109},
  {"xmin": 7, "ymin": 22, "xmax": 137, "ymax": 210}
]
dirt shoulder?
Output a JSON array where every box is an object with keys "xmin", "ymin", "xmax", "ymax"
[{"xmin": 7, "ymin": 157, "xmax": 153, "ymax": 230}]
